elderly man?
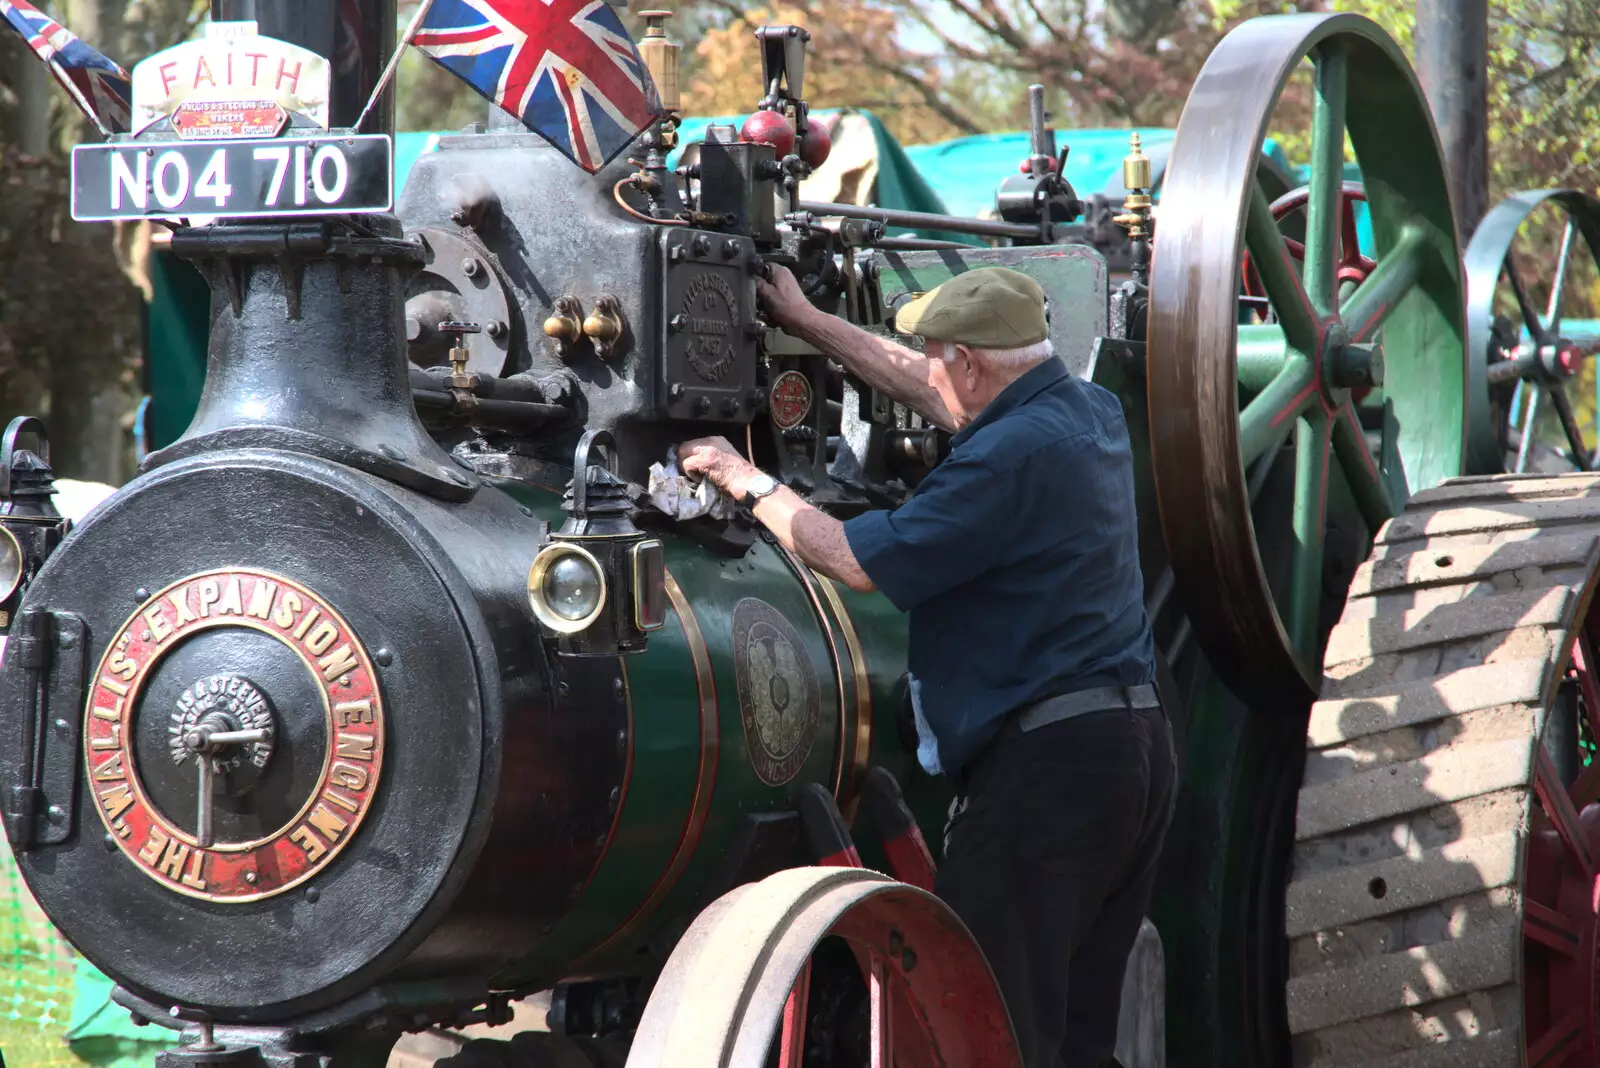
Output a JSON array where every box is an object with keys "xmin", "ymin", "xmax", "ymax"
[{"xmin": 680, "ymin": 264, "xmax": 1174, "ymax": 1068}]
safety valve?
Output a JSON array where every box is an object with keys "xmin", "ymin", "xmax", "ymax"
[{"xmin": 527, "ymin": 430, "xmax": 665, "ymax": 656}]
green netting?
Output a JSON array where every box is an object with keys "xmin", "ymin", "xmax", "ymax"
[{"xmin": 0, "ymin": 837, "xmax": 163, "ymax": 1067}]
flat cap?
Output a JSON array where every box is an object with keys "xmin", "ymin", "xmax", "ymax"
[{"xmin": 892, "ymin": 267, "xmax": 1048, "ymax": 349}]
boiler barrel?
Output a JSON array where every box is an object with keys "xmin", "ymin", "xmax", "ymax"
[{"xmin": 497, "ymin": 477, "xmax": 935, "ymax": 983}]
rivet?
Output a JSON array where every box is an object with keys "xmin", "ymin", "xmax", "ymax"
[
  {"xmin": 244, "ymin": 871, "xmax": 258, "ymax": 885},
  {"xmin": 558, "ymin": 682, "xmax": 570, "ymax": 699},
  {"xmin": 103, "ymin": 834, "xmax": 117, "ymax": 851},
  {"xmin": 901, "ymin": 948, "xmax": 917, "ymax": 972},
  {"xmin": 616, "ymin": 729, "xmax": 626, "ymax": 751},
  {"xmin": 461, "ymin": 257, "xmax": 481, "ymax": 277},
  {"xmin": 47, "ymin": 805, "xmax": 64, "ymax": 822},
  {"xmin": 723, "ymin": 239, "xmax": 740, "ymax": 259},
  {"xmin": 135, "ymin": 587, "xmax": 150, "ymax": 601},
  {"xmin": 375, "ymin": 648, "xmax": 394, "ymax": 667},
  {"xmin": 889, "ymin": 931, "xmax": 904, "ymax": 955},
  {"xmin": 594, "ymin": 834, "xmax": 606, "ymax": 848},
  {"xmin": 669, "ymin": 383, "xmax": 686, "ymax": 400},
  {"xmin": 486, "ymin": 320, "xmax": 506, "ymax": 339},
  {"xmin": 613, "ymin": 678, "xmax": 624, "ymax": 699},
  {"xmin": 53, "ymin": 718, "xmax": 68, "ymax": 734},
  {"xmin": 608, "ymin": 787, "xmax": 620, "ymax": 809},
  {"xmin": 304, "ymin": 886, "xmax": 320, "ymax": 903},
  {"xmin": 59, "ymin": 634, "xmax": 76, "ymax": 649}
]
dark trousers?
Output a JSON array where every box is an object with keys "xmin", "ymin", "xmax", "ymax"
[{"xmin": 935, "ymin": 703, "xmax": 1176, "ymax": 1068}]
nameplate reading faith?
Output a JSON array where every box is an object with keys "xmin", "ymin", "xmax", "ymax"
[{"xmin": 70, "ymin": 135, "xmax": 392, "ymax": 221}]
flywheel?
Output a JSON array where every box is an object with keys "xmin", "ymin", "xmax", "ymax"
[
  {"xmin": 1148, "ymin": 12, "xmax": 1467, "ymax": 710},
  {"xmin": 1286, "ymin": 471, "xmax": 1600, "ymax": 1065}
]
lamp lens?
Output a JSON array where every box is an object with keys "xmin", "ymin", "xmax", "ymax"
[
  {"xmin": 544, "ymin": 554, "xmax": 602, "ymax": 621},
  {"xmin": 0, "ymin": 530, "xmax": 20, "ymax": 603}
]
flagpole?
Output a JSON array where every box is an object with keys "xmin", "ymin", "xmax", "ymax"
[
  {"xmin": 352, "ymin": 0, "xmax": 435, "ymax": 133},
  {"xmin": 44, "ymin": 62, "xmax": 113, "ymax": 138}
]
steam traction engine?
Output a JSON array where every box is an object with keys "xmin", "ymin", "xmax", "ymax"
[{"xmin": 9, "ymin": 2, "xmax": 1600, "ymax": 1067}]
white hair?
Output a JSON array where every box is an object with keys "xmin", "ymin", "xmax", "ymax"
[{"xmin": 931, "ymin": 338, "xmax": 1055, "ymax": 368}]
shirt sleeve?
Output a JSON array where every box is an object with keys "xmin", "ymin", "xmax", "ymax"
[{"xmin": 842, "ymin": 449, "xmax": 1012, "ymax": 612}]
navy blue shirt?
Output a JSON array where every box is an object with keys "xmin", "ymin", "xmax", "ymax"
[{"xmin": 843, "ymin": 357, "xmax": 1155, "ymax": 775}]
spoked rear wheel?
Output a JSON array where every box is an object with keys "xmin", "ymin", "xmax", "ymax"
[
  {"xmin": 624, "ymin": 867, "xmax": 1020, "ymax": 1068},
  {"xmin": 1286, "ymin": 471, "xmax": 1600, "ymax": 1066},
  {"xmin": 1465, "ymin": 190, "xmax": 1600, "ymax": 475}
]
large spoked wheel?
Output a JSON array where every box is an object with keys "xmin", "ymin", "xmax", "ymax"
[
  {"xmin": 1149, "ymin": 12, "xmax": 1466, "ymax": 710},
  {"xmin": 624, "ymin": 867, "xmax": 1019, "ymax": 1068},
  {"xmin": 1465, "ymin": 189, "xmax": 1600, "ymax": 475},
  {"xmin": 1285, "ymin": 471, "xmax": 1600, "ymax": 1066}
]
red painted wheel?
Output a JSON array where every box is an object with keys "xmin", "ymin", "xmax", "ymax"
[
  {"xmin": 1525, "ymin": 593, "xmax": 1600, "ymax": 1064},
  {"xmin": 625, "ymin": 867, "xmax": 1020, "ymax": 1068},
  {"xmin": 1243, "ymin": 182, "xmax": 1376, "ymax": 306}
]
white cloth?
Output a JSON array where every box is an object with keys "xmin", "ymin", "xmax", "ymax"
[
  {"xmin": 646, "ymin": 454, "xmax": 733, "ymax": 521},
  {"xmin": 908, "ymin": 673, "xmax": 944, "ymax": 776}
]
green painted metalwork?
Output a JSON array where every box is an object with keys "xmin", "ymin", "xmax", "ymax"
[
  {"xmin": 874, "ymin": 245, "xmax": 1110, "ymax": 372},
  {"xmin": 491, "ymin": 480, "xmax": 936, "ymax": 983}
]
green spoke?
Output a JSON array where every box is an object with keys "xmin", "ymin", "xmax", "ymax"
[
  {"xmin": 1290, "ymin": 411, "xmax": 1330, "ymax": 664},
  {"xmin": 1332, "ymin": 404, "xmax": 1394, "ymax": 530},
  {"xmin": 1342, "ymin": 226, "xmax": 1429, "ymax": 342},
  {"xmin": 1305, "ymin": 44, "xmax": 1348, "ymax": 316},
  {"xmin": 1548, "ymin": 220, "xmax": 1577, "ymax": 335},
  {"xmin": 1239, "ymin": 354, "xmax": 1316, "ymax": 467},
  {"xmin": 1238, "ymin": 325, "xmax": 1292, "ymax": 392},
  {"xmin": 1246, "ymin": 179, "xmax": 1320, "ymax": 355}
]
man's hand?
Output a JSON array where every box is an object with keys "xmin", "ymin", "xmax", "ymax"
[
  {"xmin": 679, "ymin": 436, "xmax": 761, "ymax": 499},
  {"xmin": 755, "ymin": 265, "xmax": 816, "ymax": 334}
]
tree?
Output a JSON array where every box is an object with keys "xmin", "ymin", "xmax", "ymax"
[{"xmin": 683, "ymin": 3, "xmax": 971, "ymax": 144}]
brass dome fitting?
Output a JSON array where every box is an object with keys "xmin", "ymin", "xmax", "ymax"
[
  {"xmin": 1114, "ymin": 131, "xmax": 1153, "ymax": 240},
  {"xmin": 638, "ymin": 10, "xmax": 681, "ymax": 115},
  {"xmin": 582, "ymin": 295, "xmax": 625, "ymax": 358},
  {"xmin": 1122, "ymin": 131, "xmax": 1151, "ymax": 192},
  {"xmin": 544, "ymin": 297, "xmax": 584, "ymax": 351}
]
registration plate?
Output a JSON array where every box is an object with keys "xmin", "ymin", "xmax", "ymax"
[{"xmin": 70, "ymin": 134, "xmax": 392, "ymax": 221}]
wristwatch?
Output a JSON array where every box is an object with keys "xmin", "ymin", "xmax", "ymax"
[{"xmin": 739, "ymin": 473, "xmax": 780, "ymax": 508}]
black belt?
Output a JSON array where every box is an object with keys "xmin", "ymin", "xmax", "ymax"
[{"xmin": 1015, "ymin": 683, "xmax": 1159, "ymax": 733}]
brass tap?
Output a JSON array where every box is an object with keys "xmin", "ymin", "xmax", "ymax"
[
  {"xmin": 1112, "ymin": 131, "xmax": 1153, "ymax": 240},
  {"xmin": 439, "ymin": 320, "xmax": 482, "ymax": 411},
  {"xmin": 543, "ymin": 297, "xmax": 584, "ymax": 356},
  {"xmin": 638, "ymin": 11, "xmax": 681, "ymax": 116},
  {"xmin": 582, "ymin": 294, "xmax": 625, "ymax": 359}
]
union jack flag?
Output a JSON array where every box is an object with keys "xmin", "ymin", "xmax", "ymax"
[
  {"xmin": 414, "ymin": 0, "xmax": 661, "ymax": 174},
  {"xmin": 0, "ymin": 0, "xmax": 130, "ymax": 136}
]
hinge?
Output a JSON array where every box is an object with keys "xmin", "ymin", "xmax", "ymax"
[{"xmin": 5, "ymin": 608, "xmax": 87, "ymax": 850}]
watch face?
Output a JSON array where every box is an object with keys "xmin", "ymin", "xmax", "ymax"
[{"xmin": 749, "ymin": 474, "xmax": 778, "ymax": 497}]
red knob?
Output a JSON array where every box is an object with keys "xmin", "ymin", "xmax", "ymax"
[
  {"xmin": 740, "ymin": 110, "xmax": 796, "ymax": 157},
  {"xmin": 799, "ymin": 118, "xmax": 832, "ymax": 168},
  {"xmin": 1018, "ymin": 157, "xmax": 1059, "ymax": 174}
]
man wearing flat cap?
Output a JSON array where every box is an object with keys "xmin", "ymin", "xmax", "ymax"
[{"xmin": 681, "ymin": 265, "xmax": 1173, "ymax": 1068}]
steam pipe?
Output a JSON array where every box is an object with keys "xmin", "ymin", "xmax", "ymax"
[
  {"xmin": 1415, "ymin": 0, "xmax": 1489, "ymax": 240},
  {"xmin": 796, "ymin": 200, "xmax": 1042, "ymax": 241}
]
